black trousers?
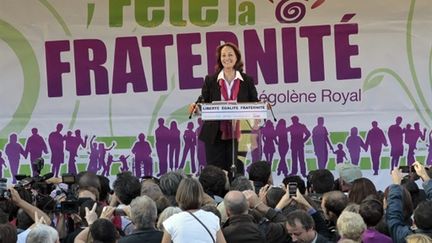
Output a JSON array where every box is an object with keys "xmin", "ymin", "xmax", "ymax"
[{"xmin": 205, "ymin": 134, "xmax": 244, "ymax": 179}]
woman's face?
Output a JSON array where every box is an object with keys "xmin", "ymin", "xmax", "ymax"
[{"xmin": 220, "ymin": 46, "xmax": 237, "ymax": 70}]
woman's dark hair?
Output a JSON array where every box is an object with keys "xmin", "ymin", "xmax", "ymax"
[
  {"xmin": 349, "ymin": 178, "xmax": 377, "ymax": 204},
  {"xmin": 214, "ymin": 42, "xmax": 244, "ymax": 73},
  {"xmin": 90, "ymin": 218, "xmax": 118, "ymax": 243},
  {"xmin": 384, "ymin": 185, "xmax": 413, "ymax": 223},
  {"xmin": 97, "ymin": 175, "xmax": 112, "ymax": 202},
  {"xmin": 359, "ymin": 198, "xmax": 384, "ymax": 227},
  {"xmin": 199, "ymin": 165, "xmax": 227, "ymax": 198},
  {"xmin": 0, "ymin": 223, "xmax": 17, "ymax": 243}
]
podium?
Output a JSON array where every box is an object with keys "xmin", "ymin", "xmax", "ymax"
[
  {"xmin": 199, "ymin": 101, "xmax": 268, "ymax": 176},
  {"xmin": 200, "ymin": 102, "xmax": 268, "ymax": 121}
]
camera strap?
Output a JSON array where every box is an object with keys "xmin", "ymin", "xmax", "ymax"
[{"xmin": 187, "ymin": 211, "xmax": 215, "ymax": 243}]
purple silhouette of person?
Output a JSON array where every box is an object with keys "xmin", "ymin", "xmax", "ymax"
[
  {"xmin": 98, "ymin": 142, "xmax": 116, "ymax": 176},
  {"xmin": 195, "ymin": 118, "xmax": 206, "ymax": 172},
  {"xmin": 426, "ymin": 130, "xmax": 432, "ymax": 165},
  {"xmin": 287, "ymin": 116, "xmax": 311, "ymax": 177},
  {"xmin": 86, "ymin": 136, "xmax": 99, "ymax": 173},
  {"xmin": 250, "ymin": 120, "xmax": 263, "ymax": 163},
  {"xmin": 5, "ymin": 133, "xmax": 26, "ymax": 183},
  {"xmin": 168, "ymin": 121, "xmax": 181, "ymax": 170},
  {"xmin": 24, "ymin": 128, "xmax": 48, "ymax": 176},
  {"xmin": 404, "ymin": 122, "xmax": 426, "ymax": 166},
  {"xmin": 48, "ymin": 123, "xmax": 66, "ymax": 177},
  {"xmin": 333, "ymin": 143, "xmax": 347, "ymax": 164},
  {"xmin": 312, "ymin": 117, "xmax": 334, "ymax": 169},
  {"xmin": 131, "ymin": 133, "xmax": 153, "ymax": 177},
  {"xmin": 178, "ymin": 122, "xmax": 197, "ymax": 173},
  {"xmin": 155, "ymin": 118, "xmax": 170, "ymax": 176},
  {"xmin": 275, "ymin": 119, "xmax": 289, "ymax": 176},
  {"xmin": 65, "ymin": 129, "xmax": 88, "ymax": 174},
  {"xmin": 104, "ymin": 153, "xmax": 115, "ymax": 176},
  {"xmin": 345, "ymin": 127, "xmax": 366, "ymax": 166},
  {"xmin": 118, "ymin": 155, "xmax": 130, "ymax": 172},
  {"xmin": 262, "ymin": 120, "xmax": 277, "ymax": 166},
  {"xmin": 0, "ymin": 151, "xmax": 8, "ymax": 179},
  {"xmin": 365, "ymin": 121, "xmax": 388, "ymax": 175},
  {"xmin": 388, "ymin": 116, "xmax": 404, "ymax": 171}
]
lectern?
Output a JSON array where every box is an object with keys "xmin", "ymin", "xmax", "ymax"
[{"xmin": 199, "ymin": 101, "xmax": 268, "ymax": 175}]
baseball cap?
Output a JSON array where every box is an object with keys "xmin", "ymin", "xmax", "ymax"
[{"xmin": 337, "ymin": 163, "xmax": 362, "ymax": 183}]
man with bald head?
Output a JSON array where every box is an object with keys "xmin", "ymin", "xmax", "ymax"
[{"xmin": 222, "ymin": 190, "xmax": 265, "ymax": 242}]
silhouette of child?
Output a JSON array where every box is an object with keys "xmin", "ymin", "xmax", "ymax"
[
  {"xmin": 119, "ymin": 155, "xmax": 130, "ymax": 172},
  {"xmin": 333, "ymin": 143, "xmax": 347, "ymax": 164}
]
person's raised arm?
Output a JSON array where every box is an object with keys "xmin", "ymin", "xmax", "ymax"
[
  {"xmin": 74, "ymin": 202, "xmax": 97, "ymax": 243},
  {"xmin": 243, "ymin": 189, "xmax": 287, "ymax": 222},
  {"xmin": 386, "ymin": 168, "xmax": 412, "ymax": 242},
  {"xmin": 9, "ymin": 187, "xmax": 51, "ymax": 225},
  {"xmin": 413, "ymin": 161, "xmax": 432, "ymax": 199},
  {"xmin": 413, "ymin": 161, "xmax": 430, "ymax": 182},
  {"xmin": 75, "ymin": 204, "xmax": 115, "ymax": 243}
]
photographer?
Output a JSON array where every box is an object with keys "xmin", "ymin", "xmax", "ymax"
[
  {"xmin": 110, "ymin": 172, "xmax": 141, "ymax": 235},
  {"xmin": 9, "ymin": 186, "xmax": 52, "ymax": 242},
  {"xmin": 53, "ymin": 173, "xmax": 102, "ymax": 242}
]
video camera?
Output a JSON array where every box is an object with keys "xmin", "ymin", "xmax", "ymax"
[
  {"xmin": 15, "ymin": 158, "xmax": 54, "ymax": 194},
  {"xmin": 58, "ymin": 173, "xmax": 80, "ymax": 214}
]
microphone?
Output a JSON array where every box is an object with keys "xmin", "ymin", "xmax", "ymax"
[
  {"xmin": 267, "ymin": 103, "xmax": 277, "ymax": 122},
  {"xmin": 189, "ymin": 95, "xmax": 203, "ymax": 119}
]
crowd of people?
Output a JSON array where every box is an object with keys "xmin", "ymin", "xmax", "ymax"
[{"xmin": 0, "ymin": 158, "xmax": 431, "ymax": 243}]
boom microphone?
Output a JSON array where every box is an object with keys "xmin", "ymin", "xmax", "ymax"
[{"xmin": 189, "ymin": 95, "xmax": 203, "ymax": 119}]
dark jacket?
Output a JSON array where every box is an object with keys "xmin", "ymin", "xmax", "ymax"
[
  {"xmin": 222, "ymin": 214, "xmax": 266, "ymax": 243},
  {"xmin": 118, "ymin": 228, "xmax": 163, "ymax": 243},
  {"xmin": 198, "ymin": 72, "xmax": 259, "ymax": 145},
  {"xmin": 386, "ymin": 180, "xmax": 432, "ymax": 243}
]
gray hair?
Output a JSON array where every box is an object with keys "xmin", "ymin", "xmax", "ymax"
[
  {"xmin": 26, "ymin": 224, "xmax": 59, "ymax": 243},
  {"xmin": 337, "ymin": 211, "xmax": 366, "ymax": 242},
  {"xmin": 159, "ymin": 171, "xmax": 185, "ymax": 196},
  {"xmin": 230, "ymin": 176, "xmax": 253, "ymax": 191},
  {"xmin": 130, "ymin": 195, "xmax": 157, "ymax": 229},
  {"xmin": 157, "ymin": 206, "xmax": 182, "ymax": 231}
]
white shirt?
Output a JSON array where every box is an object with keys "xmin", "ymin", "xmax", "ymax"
[
  {"xmin": 217, "ymin": 70, "xmax": 243, "ymax": 100},
  {"xmin": 17, "ymin": 228, "xmax": 31, "ymax": 243},
  {"xmin": 163, "ymin": 209, "xmax": 220, "ymax": 243}
]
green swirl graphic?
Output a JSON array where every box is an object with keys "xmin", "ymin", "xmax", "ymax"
[
  {"xmin": 363, "ymin": 0, "xmax": 432, "ymax": 128},
  {"xmin": 0, "ymin": 20, "xmax": 40, "ymax": 138},
  {"xmin": 38, "ymin": 0, "xmax": 83, "ymax": 130},
  {"xmin": 39, "ymin": 0, "xmax": 72, "ymax": 36}
]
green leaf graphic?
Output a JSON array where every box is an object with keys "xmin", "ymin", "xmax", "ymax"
[
  {"xmin": 363, "ymin": 74, "xmax": 384, "ymax": 91},
  {"xmin": 168, "ymin": 105, "xmax": 191, "ymax": 125},
  {"xmin": 0, "ymin": 20, "xmax": 40, "ymax": 138}
]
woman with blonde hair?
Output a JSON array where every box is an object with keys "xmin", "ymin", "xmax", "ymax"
[
  {"xmin": 337, "ymin": 211, "xmax": 366, "ymax": 243},
  {"xmin": 406, "ymin": 233, "xmax": 432, "ymax": 243},
  {"xmin": 161, "ymin": 177, "xmax": 226, "ymax": 243}
]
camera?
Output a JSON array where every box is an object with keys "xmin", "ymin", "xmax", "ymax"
[
  {"xmin": 288, "ymin": 182, "xmax": 297, "ymax": 197},
  {"xmin": 399, "ymin": 165, "xmax": 414, "ymax": 173},
  {"xmin": 59, "ymin": 173, "xmax": 80, "ymax": 214},
  {"xmin": 0, "ymin": 178, "xmax": 11, "ymax": 200}
]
